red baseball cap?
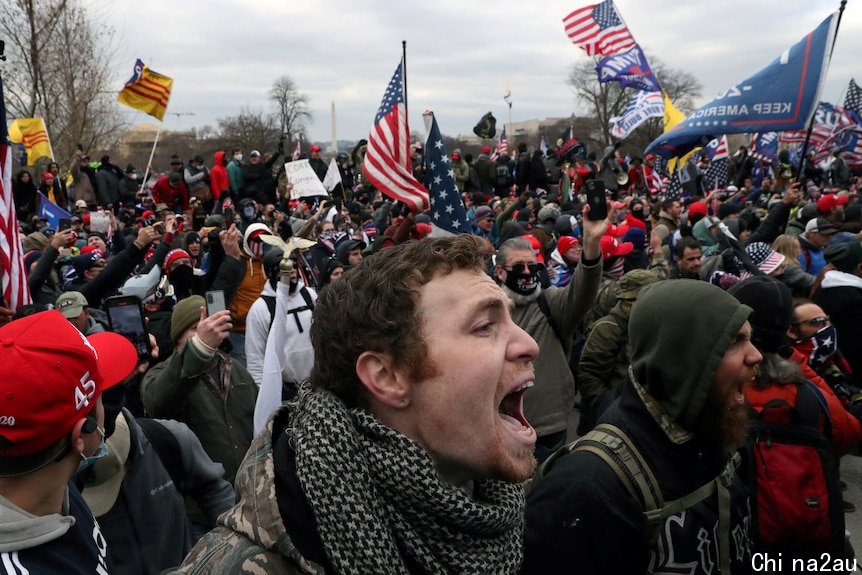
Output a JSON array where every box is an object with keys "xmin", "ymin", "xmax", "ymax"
[
  {"xmin": 688, "ymin": 201, "xmax": 708, "ymax": 219},
  {"xmin": 523, "ymin": 234, "xmax": 545, "ymax": 263},
  {"xmin": 816, "ymin": 193, "xmax": 849, "ymax": 214},
  {"xmin": 600, "ymin": 234, "xmax": 634, "ymax": 260},
  {"xmin": 0, "ymin": 311, "xmax": 136, "ymax": 458}
]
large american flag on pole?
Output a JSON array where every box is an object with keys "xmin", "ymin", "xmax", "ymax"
[
  {"xmin": 563, "ymin": 0, "xmax": 637, "ymax": 56},
  {"xmin": 422, "ymin": 111, "xmax": 470, "ymax": 237},
  {"xmin": 0, "ymin": 73, "xmax": 32, "ymax": 312},
  {"xmin": 363, "ymin": 62, "xmax": 429, "ymax": 212}
]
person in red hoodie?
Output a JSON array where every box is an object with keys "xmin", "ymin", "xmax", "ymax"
[
  {"xmin": 151, "ymin": 171, "xmax": 189, "ymax": 213},
  {"xmin": 730, "ymin": 277, "xmax": 861, "ymax": 457},
  {"xmin": 210, "ymin": 150, "xmax": 229, "ymax": 209}
]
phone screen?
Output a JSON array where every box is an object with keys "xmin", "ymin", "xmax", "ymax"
[
  {"xmin": 106, "ymin": 298, "xmax": 150, "ymax": 359},
  {"xmin": 205, "ymin": 290, "xmax": 226, "ymax": 315}
]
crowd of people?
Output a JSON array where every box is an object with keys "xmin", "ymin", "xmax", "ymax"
[{"xmin": 2, "ymin": 132, "xmax": 862, "ymax": 574}]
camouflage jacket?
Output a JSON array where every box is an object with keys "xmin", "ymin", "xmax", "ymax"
[
  {"xmin": 166, "ymin": 407, "xmax": 324, "ymax": 575},
  {"xmin": 583, "ymin": 252, "xmax": 668, "ymax": 330}
]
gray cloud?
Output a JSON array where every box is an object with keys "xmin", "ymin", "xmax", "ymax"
[{"xmin": 95, "ymin": 0, "xmax": 860, "ymax": 144}]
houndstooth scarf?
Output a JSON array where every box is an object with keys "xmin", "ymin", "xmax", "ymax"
[{"xmin": 287, "ymin": 386, "xmax": 526, "ymax": 574}]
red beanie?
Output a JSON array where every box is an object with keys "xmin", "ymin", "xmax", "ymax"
[
  {"xmin": 164, "ymin": 248, "xmax": 191, "ymax": 272},
  {"xmin": 556, "ymin": 235, "xmax": 580, "ymax": 255}
]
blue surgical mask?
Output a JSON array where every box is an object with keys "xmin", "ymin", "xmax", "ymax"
[{"xmin": 77, "ymin": 427, "xmax": 109, "ymax": 474}]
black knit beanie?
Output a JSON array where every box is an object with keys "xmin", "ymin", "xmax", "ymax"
[{"xmin": 727, "ymin": 276, "xmax": 792, "ymax": 354}]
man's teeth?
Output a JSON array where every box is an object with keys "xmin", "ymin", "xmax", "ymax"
[{"xmin": 515, "ymin": 381, "xmax": 535, "ymax": 392}]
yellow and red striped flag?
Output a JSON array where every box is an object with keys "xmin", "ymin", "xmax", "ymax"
[
  {"xmin": 8, "ymin": 118, "xmax": 52, "ymax": 166},
  {"xmin": 117, "ymin": 59, "xmax": 173, "ymax": 121}
]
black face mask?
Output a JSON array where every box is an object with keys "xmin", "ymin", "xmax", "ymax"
[
  {"xmin": 503, "ymin": 268, "xmax": 539, "ymax": 296},
  {"xmin": 169, "ymin": 265, "xmax": 194, "ymax": 298}
]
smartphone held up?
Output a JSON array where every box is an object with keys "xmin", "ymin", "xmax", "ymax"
[
  {"xmin": 105, "ymin": 295, "xmax": 150, "ymax": 361},
  {"xmin": 584, "ymin": 179, "xmax": 608, "ymax": 221}
]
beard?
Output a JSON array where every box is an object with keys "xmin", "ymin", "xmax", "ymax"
[
  {"xmin": 697, "ymin": 389, "xmax": 750, "ymax": 452},
  {"xmin": 488, "ymin": 434, "xmax": 537, "ymax": 483}
]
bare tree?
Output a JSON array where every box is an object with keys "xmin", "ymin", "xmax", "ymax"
[
  {"xmin": 269, "ymin": 75, "xmax": 311, "ymax": 144},
  {"xmin": 216, "ymin": 107, "xmax": 281, "ymax": 153},
  {"xmin": 566, "ymin": 54, "xmax": 702, "ymax": 151},
  {"xmin": 567, "ymin": 59, "xmax": 630, "ymax": 148},
  {"xmin": 1, "ymin": 0, "xmax": 125, "ymax": 167}
]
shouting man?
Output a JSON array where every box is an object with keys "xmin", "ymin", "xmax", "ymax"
[{"xmin": 168, "ymin": 235, "xmax": 539, "ymax": 574}]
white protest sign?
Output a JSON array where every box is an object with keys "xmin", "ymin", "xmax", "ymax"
[
  {"xmin": 285, "ymin": 160, "xmax": 328, "ymax": 199},
  {"xmin": 322, "ymin": 157, "xmax": 342, "ymax": 192}
]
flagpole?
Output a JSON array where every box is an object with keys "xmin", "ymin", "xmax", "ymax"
[
  {"xmin": 795, "ymin": 0, "xmax": 847, "ymax": 181},
  {"xmin": 141, "ymin": 122, "xmax": 163, "ymax": 195},
  {"xmin": 401, "ymin": 41, "xmax": 408, "ymax": 120},
  {"xmin": 508, "ymin": 104, "xmax": 512, "ymax": 154}
]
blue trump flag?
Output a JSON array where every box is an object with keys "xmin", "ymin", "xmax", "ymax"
[
  {"xmin": 596, "ymin": 45, "xmax": 661, "ymax": 93},
  {"xmin": 37, "ymin": 192, "xmax": 71, "ymax": 229},
  {"xmin": 422, "ymin": 111, "xmax": 470, "ymax": 237},
  {"xmin": 646, "ymin": 12, "xmax": 837, "ymax": 159},
  {"xmin": 749, "ymin": 132, "xmax": 779, "ymax": 164}
]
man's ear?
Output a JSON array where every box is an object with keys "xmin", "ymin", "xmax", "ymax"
[
  {"xmin": 355, "ymin": 351, "xmax": 409, "ymax": 409},
  {"xmin": 69, "ymin": 418, "xmax": 88, "ymax": 458},
  {"xmin": 494, "ymin": 264, "xmax": 506, "ymax": 284}
]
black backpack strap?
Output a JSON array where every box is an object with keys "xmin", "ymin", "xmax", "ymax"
[
  {"xmin": 796, "ymin": 378, "xmax": 833, "ymax": 439},
  {"xmin": 136, "ymin": 418, "xmax": 185, "ymax": 494},
  {"xmin": 299, "ymin": 286, "xmax": 315, "ymax": 311},
  {"xmin": 537, "ymin": 291, "xmax": 567, "ymax": 352},
  {"xmin": 262, "ymin": 294, "xmax": 277, "ymax": 332}
]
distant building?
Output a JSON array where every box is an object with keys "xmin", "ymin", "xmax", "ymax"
[{"xmin": 456, "ymin": 116, "xmax": 571, "ymax": 146}]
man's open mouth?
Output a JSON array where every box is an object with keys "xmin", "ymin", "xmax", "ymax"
[{"xmin": 498, "ymin": 381, "xmax": 535, "ymax": 440}]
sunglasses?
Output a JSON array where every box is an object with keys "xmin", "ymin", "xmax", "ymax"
[
  {"xmin": 792, "ymin": 316, "xmax": 829, "ymax": 327},
  {"xmin": 505, "ymin": 263, "xmax": 539, "ymax": 275}
]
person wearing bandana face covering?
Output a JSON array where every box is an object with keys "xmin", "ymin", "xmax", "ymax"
[
  {"xmin": 494, "ymin": 201, "xmax": 609, "ymax": 463},
  {"xmin": 790, "ymin": 300, "xmax": 862, "ymax": 422},
  {"xmin": 215, "ymin": 223, "xmax": 270, "ymax": 364}
]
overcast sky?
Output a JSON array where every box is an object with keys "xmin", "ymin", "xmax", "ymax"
[{"xmin": 89, "ymin": 0, "xmax": 860, "ymax": 145}]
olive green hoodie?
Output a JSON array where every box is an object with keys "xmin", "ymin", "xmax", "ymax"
[{"xmin": 628, "ymin": 279, "xmax": 752, "ymax": 432}]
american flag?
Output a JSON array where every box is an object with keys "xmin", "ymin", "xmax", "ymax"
[
  {"xmin": 0, "ymin": 74, "xmax": 32, "ymax": 312},
  {"xmin": 782, "ymin": 102, "xmax": 862, "ymax": 168},
  {"xmin": 845, "ymin": 78, "xmax": 862, "ymax": 118},
  {"xmin": 665, "ymin": 169, "xmax": 681, "ymax": 200},
  {"xmin": 563, "ymin": 0, "xmax": 637, "ymax": 57},
  {"xmin": 363, "ymin": 62, "xmax": 429, "ymax": 212},
  {"xmin": 423, "ymin": 111, "xmax": 469, "ymax": 237},
  {"xmin": 703, "ymin": 136, "xmax": 730, "ymax": 190},
  {"xmin": 491, "ymin": 126, "xmax": 508, "ymax": 161}
]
